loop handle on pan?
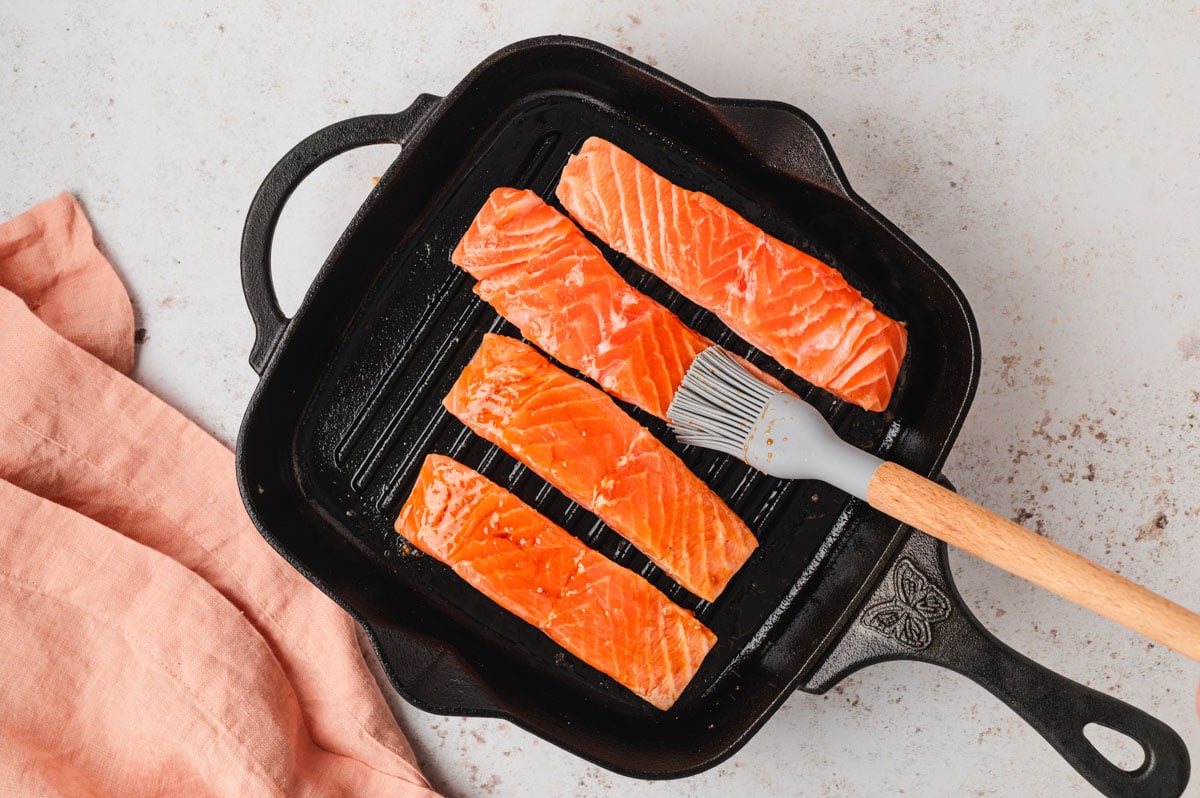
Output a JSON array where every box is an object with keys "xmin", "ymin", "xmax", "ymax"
[
  {"xmin": 808, "ymin": 527, "xmax": 1190, "ymax": 798},
  {"xmin": 239, "ymin": 93, "xmax": 442, "ymax": 375}
]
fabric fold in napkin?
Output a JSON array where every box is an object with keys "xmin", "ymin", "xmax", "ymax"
[{"xmin": 0, "ymin": 194, "xmax": 440, "ymax": 797}]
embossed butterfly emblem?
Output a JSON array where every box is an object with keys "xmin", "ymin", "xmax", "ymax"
[{"xmin": 861, "ymin": 558, "xmax": 951, "ymax": 650}]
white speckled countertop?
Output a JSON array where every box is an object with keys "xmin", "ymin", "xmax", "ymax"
[{"xmin": 5, "ymin": 2, "xmax": 1200, "ymax": 796}]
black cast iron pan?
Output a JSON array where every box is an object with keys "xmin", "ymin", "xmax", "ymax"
[{"xmin": 236, "ymin": 36, "xmax": 1189, "ymax": 797}]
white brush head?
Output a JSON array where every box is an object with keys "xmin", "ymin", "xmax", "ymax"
[
  {"xmin": 667, "ymin": 347, "xmax": 883, "ymax": 500},
  {"xmin": 666, "ymin": 346, "xmax": 776, "ymax": 458}
]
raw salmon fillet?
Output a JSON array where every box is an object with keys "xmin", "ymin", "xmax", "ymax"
[
  {"xmin": 394, "ymin": 454, "xmax": 717, "ymax": 710},
  {"xmin": 555, "ymin": 136, "xmax": 908, "ymax": 412},
  {"xmin": 451, "ymin": 187, "xmax": 712, "ymax": 420},
  {"xmin": 443, "ymin": 334, "xmax": 757, "ymax": 602}
]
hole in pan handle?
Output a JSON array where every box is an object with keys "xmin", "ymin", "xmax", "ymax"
[
  {"xmin": 239, "ymin": 93, "xmax": 442, "ymax": 375},
  {"xmin": 807, "ymin": 511, "xmax": 1190, "ymax": 798}
]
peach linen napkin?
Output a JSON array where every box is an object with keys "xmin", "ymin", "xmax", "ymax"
[{"xmin": 0, "ymin": 194, "xmax": 441, "ymax": 797}]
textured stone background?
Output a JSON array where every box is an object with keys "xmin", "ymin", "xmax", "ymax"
[{"xmin": 4, "ymin": 2, "xmax": 1199, "ymax": 795}]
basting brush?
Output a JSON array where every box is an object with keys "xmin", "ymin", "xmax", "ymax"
[{"xmin": 667, "ymin": 345, "xmax": 1200, "ymax": 663}]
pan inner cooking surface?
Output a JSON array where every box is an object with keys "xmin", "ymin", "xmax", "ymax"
[{"xmin": 297, "ymin": 94, "xmax": 906, "ymax": 712}]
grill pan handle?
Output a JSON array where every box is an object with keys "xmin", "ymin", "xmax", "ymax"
[
  {"xmin": 240, "ymin": 93, "xmax": 442, "ymax": 374},
  {"xmin": 713, "ymin": 99, "xmax": 851, "ymax": 199},
  {"xmin": 808, "ymin": 527, "xmax": 1190, "ymax": 798}
]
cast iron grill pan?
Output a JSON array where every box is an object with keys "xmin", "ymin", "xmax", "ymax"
[
  {"xmin": 298, "ymin": 96, "xmax": 910, "ymax": 710},
  {"xmin": 237, "ymin": 36, "xmax": 1189, "ymax": 797}
]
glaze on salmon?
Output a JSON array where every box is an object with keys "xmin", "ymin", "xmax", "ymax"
[
  {"xmin": 556, "ymin": 137, "xmax": 907, "ymax": 412},
  {"xmin": 443, "ymin": 334, "xmax": 757, "ymax": 602},
  {"xmin": 395, "ymin": 454, "xmax": 716, "ymax": 709},
  {"xmin": 451, "ymin": 187, "xmax": 712, "ymax": 420}
]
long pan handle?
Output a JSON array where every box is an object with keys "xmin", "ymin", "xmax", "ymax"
[
  {"xmin": 925, "ymin": 610, "xmax": 1191, "ymax": 798},
  {"xmin": 807, "ymin": 529, "xmax": 1190, "ymax": 798},
  {"xmin": 866, "ymin": 461, "xmax": 1200, "ymax": 663}
]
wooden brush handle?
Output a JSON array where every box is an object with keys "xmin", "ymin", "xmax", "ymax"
[{"xmin": 867, "ymin": 461, "xmax": 1200, "ymax": 663}]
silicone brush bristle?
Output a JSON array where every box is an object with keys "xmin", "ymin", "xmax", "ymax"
[{"xmin": 666, "ymin": 347, "xmax": 777, "ymax": 459}]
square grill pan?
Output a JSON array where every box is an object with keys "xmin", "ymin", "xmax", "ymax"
[
  {"xmin": 235, "ymin": 35, "xmax": 1135, "ymax": 783},
  {"xmin": 238, "ymin": 35, "xmax": 976, "ymax": 776}
]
